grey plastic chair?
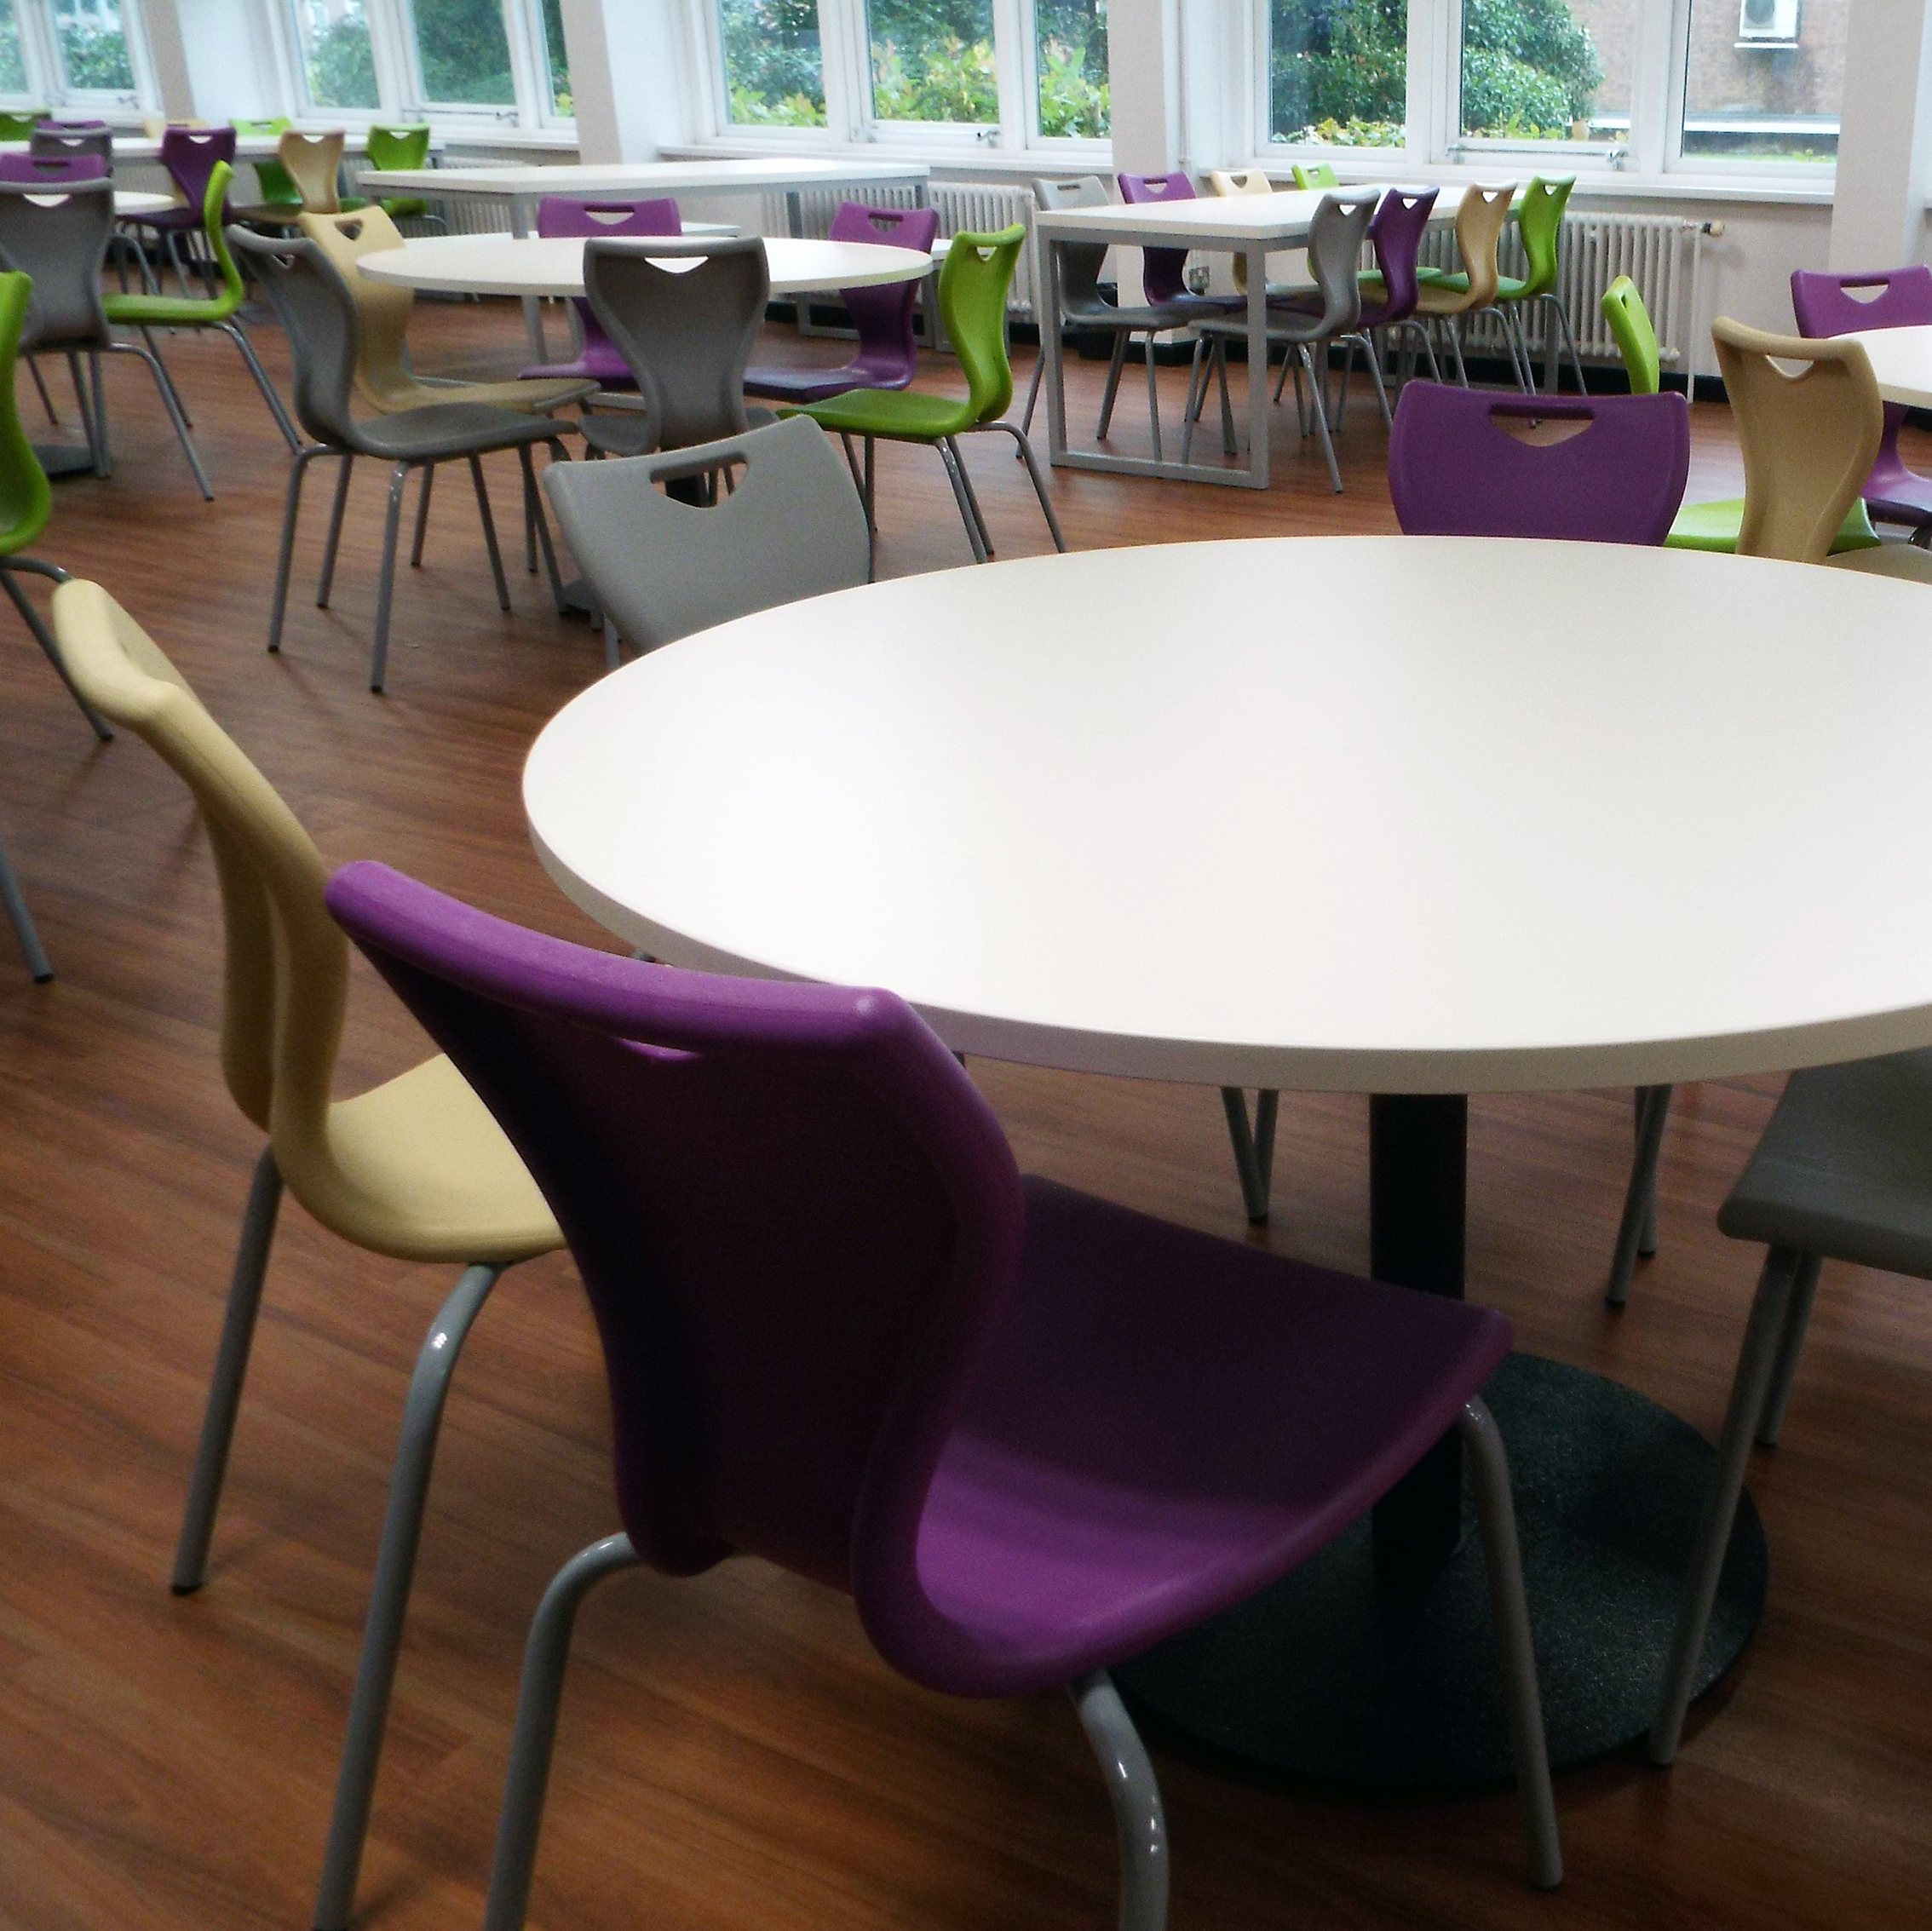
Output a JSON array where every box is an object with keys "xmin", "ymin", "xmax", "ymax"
[
  {"xmin": 0, "ymin": 824, "xmax": 50, "ymax": 980},
  {"xmin": 578, "ymin": 235, "xmax": 774, "ymax": 460},
  {"xmin": 0, "ymin": 180, "xmax": 210, "ymax": 498},
  {"xmin": 231, "ymin": 226, "xmax": 573, "ymax": 693},
  {"xmin": 543, "ymin": 415, "xmax": 869, "ymax": 669},
  {"xmin": 1184, "ymin": 189, "xmax": 1380, "ymax": 491},
  {"xmin": 1649, "ymin": 1047, "xmax": 1932, "ymax": 1766},
  {"xmin": 29, "ymin": 129, "xmax": 112, "ymax": 167}
]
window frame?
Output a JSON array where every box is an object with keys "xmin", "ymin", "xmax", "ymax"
[{"xmin": 0, "ymin": 0, "xmax": 163, "ymax": 112}]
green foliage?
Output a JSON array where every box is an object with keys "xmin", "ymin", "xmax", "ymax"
[
  {"xmin": 0, "ymin": 0, "xmax": 28, "ymax": 96},
  {"xmin": 1036, "ymin": 37, "xmax": 1107, "ymax": 138},
  {"xmin": 413, "ymin": 0, "xmax": 515, "ymax": 106},
  {"xmin": 308, "ymin": 15, "xmax": 378, "ymax": 112},
  {"xmin": 55, "ymin": 21, "xmax": 134, "ymax": 93},
  {"xmin": 541, "ymin": 0, "xmax": 571, "ymax": 114},
  {"xmin": 719, "ymin": 0, "xmax": 826, "ymax": 124},
  {"xmin": 871, "ymin": 32, "xmax": 996, "ymax": 123},
  {"xmin": 1460, "ymin": 0, "xmax": 1601, "ymax": 129}
]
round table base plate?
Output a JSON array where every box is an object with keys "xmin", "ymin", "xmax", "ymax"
[
  {"xmin": 1113, "ymin": 1353, "xmax": 1767, "ymax": 1790},
  {"xmin": 33, "ymin": 442, "xmax": 98, "ymax": 480}
]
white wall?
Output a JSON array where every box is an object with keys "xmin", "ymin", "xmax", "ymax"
[{"xmin": 560, "ymin": 0, "xmax": 687, "ymax": 163}]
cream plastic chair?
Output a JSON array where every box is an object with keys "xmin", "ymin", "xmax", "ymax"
[
  {"xmin": 232, "ymin": 128, "xmax": 349, "ymax": 227},
  {"xmin": 50, "ymin": 578, "xmax": 564, "ymax": 1931},
  {"xmin": 1207, "ymin": 167, "xmax": 1308, "ymax": 299},
  {"xmin": 1412, "ymin": 181, "xmax": 1514, "ymax": 385}
]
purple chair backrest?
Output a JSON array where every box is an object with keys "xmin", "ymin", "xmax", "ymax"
[
  {"xmin": 1388, "ymin": 383, "xmax": 1691, "ymax": 545},
  {"xmin": 1791, "ymin": 266, "xmax": 1932, "ymax": 339},
  {"xmin": 324, "ymin": 861, "xmax": 1026, "ymax": 1621},
  {"xmin": 827, "ymin": 199, "xmax": 938, "ymax": 380},
  {"xmin": 1364, "ymin": 185, "xmax": 1438, "ymax": 325},
  {"xmin": 0, "ymin": 153, "xmax": 107, "ymax": 185},
  {"xmin": 159, "ymin": 124, "xmax": 236, "ymax": 210},
  {"xmin": 1117, "ymin": 171, "xmax": 1197, "ymax": 304},
  {"xmin": 538, "ymin": 195, "xmax": 682, "ymax": 362}
]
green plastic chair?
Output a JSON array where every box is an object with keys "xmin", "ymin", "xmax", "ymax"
[
  {"xmin": 103, "ymin": 161, "xmax": 300, "ymax": 451},
  {"xmin": 787, "ymin": 225, "xmax": 1066, "ymax": 564},
  {"xmin": 0, "ymin": 269, "xmax": 111, "ymax": 740},
  {"xmin": 232, "ymin": 118, "xmax": 298, "ymax": 208},
  {"xmin": 1291, "ymin": 162, "xmax": 1338, "ymax": 189},
  {"xmin": 1601, "ymin": 275, "xmax": 1878, "ymax": 555},
  {"xmin": 1414, "ymin": 175, "xmax": 1567, "ymax": 392},
  {"xmin": 365, "ymin": 124, "xmax": 440, "ymax": 226},
  {"xmin": 0, "ymin": 111, "xmax": 49, "ymax": 143}
]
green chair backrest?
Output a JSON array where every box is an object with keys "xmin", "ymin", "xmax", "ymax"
[
  {"xmin": 1515, "ymin": 175, "xmax": 1573, "ymax": 300},
  {"xmin": 231, "ymin": 117, "xmax": 292, "ymax": 136},
  {"xmin": 365, "ymin": 124, "xmax": 430, "ymax": 171},
  {"xmin": 938, "ymin": 224, "xmax": 1023, "ymax": 426},
  {"xmin": 1291, "ymin": 162, "xmax": 1339, "ymax": 189},
  {"xmin": 0, "ymin": 111, "xmax": 49, "ymax": 142},
  {"xmin": 1601, "ymin": 274, "xmax": 1660, "ymax": 394},
  {"xmin": 253, "ymin": 158, "xmax": 300, "ymax": 204},
  {"xmin": 0, "ymin": 270, "xmax": 52, "ymax": 555},
  {"xmin": 201, "ymin": 161, "xmax": 245, "ymax": 316}
]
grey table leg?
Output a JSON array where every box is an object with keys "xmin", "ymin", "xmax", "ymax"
[
  {"xmin": 1245, "ymin": 244, "xmax": 1269, "ymax": 488},
  {"xmin": 511, "ymin": 193, "xmax": 546, "ymax": 363}
]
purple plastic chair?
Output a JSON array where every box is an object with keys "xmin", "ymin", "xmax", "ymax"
[
  {"xmin": 518, "ymin": 194, "xmax": 681, "ymax": 390},
  {"xmin": 321, "ymin": 858, "xmax": 1561, "ymax": 1931},
  {"xmin": 1389, "ymin": 382, "xmax": 1690, "ymax": 544},
  {"xmin": 743, "ymin": 199, "xmax": 939, "ymax": 403},
  {"xmin": 120, "ymin": 126, "xmax": 237, "ymax": 298},
  {"xmin": 1117, "ymin": 172, "xmax": 1237, "ymax": 315},
  {"xmin": 0, "ymin": 153, "xmax": 106, "ymax": 185},
  {"xmin": 1791, "ymin": 267, "xmax": 1932, "ymax": 536}
]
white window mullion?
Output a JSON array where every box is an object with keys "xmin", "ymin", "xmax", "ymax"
[
  {"xmin": 819, "ymin": 0, "xmax": 865, "ymax": 141},
  {"xmin": 992, "ymin": 0, "xmax": 1024, "ymax": 148},
  {"xmin": 1627, "ymin": 0, "xmax": 1676, "ymax": 175},
  {"xmin": 371, "ymin": 0, "xmax": 422, "ymax": 118},
  {"xmin": 1412, "ymin": 0, "xmax": 1452, "ymax": 164}
]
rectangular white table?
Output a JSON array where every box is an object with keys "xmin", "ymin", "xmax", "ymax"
[{"xmin": 1034, "ymin": 187, "xmax": 1458, "ymax": 490}]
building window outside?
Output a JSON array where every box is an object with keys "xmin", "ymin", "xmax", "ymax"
[
  {"xmin": 409, "ymin": 0, "xmax": 515, "ymax": 106},
  {"xmin": 294, "ymin": 0, "xmax": 379, "ymax": 111},
  {"xmin": 52, "ymin": 0, "xmax": 135, "ymax": 94},
  {"xmin": 1268, "ymin": 0, "xmax": 1407, "ymax": 148},
  {"xmin": 1035, "ymin": 0, "xmax": 1107, "ymax": 137},
  {"xmin": 1681, "ymin": 0, "xmax": 1844, "ymax": 162},
  {"xmin": 867, "ymin": 0, "xmax": 996, "ymax": 126},
  {"xmin": 1459, "ymin": 0, "xmax": 1630, "ymax": 143},
  {"xmin": 0, "ymin": 0, "xmax": 30, "ymax": 93},
  {"xmin": 717, "ymin": 0, "xmax": 826, "ymax": 125},
  {"xmin": 538, "ymin": 0, "xmax": 568, "ymax": 112}
]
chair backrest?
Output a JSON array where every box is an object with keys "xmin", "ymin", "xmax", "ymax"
[
  {"xmin": 1514, "ymin": 175, "xmax": 1573, "ymax": 300},
  {"xmin": 1713, "ymin": 315, "xmax": 1883, "ymax": 564},
  {"xmin": 28, "ymin": 129, "xmax": 112, "ymax": 167},
  {"xmin": 231, "ymin": 117, "xmax": 293, "ymax": 137},
  {"xmin": 1210, "ymin": 169, "xmax": 1274, "ymax": 197},
  {"xmin": 160, "ymin": 124, "xmax": 236, "ymax": 211},
  {"xmin": 827, "ymin": 199, "xmax": 938, "ymax": 380},
  {"xmin": 0, "ymin": 111, "xmax": 49, "ymax": 143},
  {"xmin": 1449, "ymin": 181, "xmax": 1515, "ymax": 307},
  {"xmin": 1032, "ymin": 175, "xmax": 1111, "ymax": 316},
  {"xmin": 542, "ymin": 416, "xmax": 869, "ymax": 651},
  {"xmin": 229, "ymin": 227, "xmax": 361, "ymax": 445},
  {"xmin": 1600, "ymin": 274, "xmax": 1659, "ymax": 394},
  {"xmin": 0, "ymin": 270, "xmax": 51, "ymax": 555},
  {"xmin": 584, "ymin": 235, "xmax": 770, "ymax": 451},
  {"xmin": 1362, "ymin": 185, "xmax": 1438, "ymax": 325},
  {"xmin": 0, "ymin": 152, "xmax": 106, "ymax": 185},
  {"xmin": 0, "ymin": 181, "xmax": 112, "ymax": 350},
  {"xmin": 1791, "ymin": 265, "xmax": 1932, "ymax": 339},
  {"xmin": 1297, "ymin": 189, "xmax": 1378, "ymax": 336},
  {"xmin": 195, "ymin": 161, "xmax": 246, "ymax": 317},
  {"xmin": 936, "ymin": 223, "xmax": 1022, "ymax": 424},
  {"xmin": 279, "ymin": 128, "xmax": 345, "ymax": 213},
  {"xmin": 1388, "ymin": 382, "xmax": 1691, "ymax": 545},
  {"xmin": 323, "ymin": 858, "xmax": 1027, "ymax": 1617},
  {"xmin": 365, "ymin": 124, "xmax": 431, "ymax": 172},
  {"xmin": 537, "ymin": 194, "xmax": 681, "ymax": 365},
  {"xmin": 1291, "ymin": 162, "xmax": 1340, "ymax": 189},
  {"xmin": 297, "ymin": 204, "xmax": 419, "ymax": 412},
  {"xmin": 1117, "ymin": 171, "xmax": 1197, "ymax": 303}
]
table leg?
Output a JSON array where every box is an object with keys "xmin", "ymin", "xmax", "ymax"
[
  {"xmin": 511, "ymin": 193, "xmax": 546, "ymax": 364},
  {"xmin": 1044, "ymin": 242, "xmax": 1067, "ymax": 468}
]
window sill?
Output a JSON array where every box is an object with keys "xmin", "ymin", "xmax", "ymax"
[
  {"xmin": 1242, "ymin": 153, "xmax": 1836, "ymax": 207},
  {"xmin": 659, "ymin": 139, "xmax": 1110, "ymax": 181}
]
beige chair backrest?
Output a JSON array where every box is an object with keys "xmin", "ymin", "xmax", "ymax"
[
  {"xmin": 1713, "ymin": 317, "xmax": 1883, "ymax": 565},
  {"xmin": 1210, "ymin": 170, "xmax": 1278, "ymax": 292},
  {"xmin": 1445, "ymin": 182, "xmax": 1515, "ymax": 313},
  {"xmin": 280, "ymin": 128, "xmax": 346, "ymax": 214},
  {"xmin": 49, "ymin": 580, "xmax": 354, "ymax": 1221},
  {"xmin": 299, "ymin": 204, "xmax": 418, "ymax": 411}
]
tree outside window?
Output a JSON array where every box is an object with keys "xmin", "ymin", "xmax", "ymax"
[
  {"xmin": 539, "ymin": 0, "xmax": 569, "ymax": 113},
  {"xmin": 1035, "ymin": 0, "xmax": 1107, "ymax": 138},
  {"xmin": 53, "ymin": 0, "xmax": 135, "ymax": 93},
  {"xmin": 294, "ymin": 0, "xmax": 380, "ymax": 112},
  {"xmin": 868, "ymin": 0, "xmax": 995, "ymax": 124},
  {"xmin": 717, "ymin": 0, "xmax": 825, "ymax": 126},
  {"xmin": 0, "ymin": 0, "xmax": 28, "ymax": 94},
  {"xmin": 1268, "ymin": 0, "xmax": 1406, "ymax": 147},
  {"xmin": 411, "ymin": 0, "xmax": 515, "ymax": 106},
  {"xmin": 1460, "ymin": 0, "xmax": 1621, "ymax": 141}
]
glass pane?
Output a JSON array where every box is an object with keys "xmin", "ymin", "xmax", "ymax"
[
  {"xmin": 868, "ymin": 0, "xmax": 996, "ymax": 125},
  {"xmin": 292, "ymin": 0, "xmax": 379, "ymax": 112},
  {"xmin": 53, "ymin": 0, "xmax": 135, "ymax": 94},
  {"xmin": 1035, "ymin": 0, "xmax": 1107, "ymax": 139},
  {"xmin": 1269, "ymin": 0, "xmax": 1406, "ymax": 147},
  {"xmin": 411, "ymin": 0, "xmax": 515, "ymax": 106},
  {"xmin": 540, "ymin": 0, "xmax": 570, "ymax": 114},
  {"xmin": 1682, "ymin": 0, "xmax": 1843, "ymax": 162},
  {"xmin": 1460, "ymin": 0, "xmax": 1630, "ymax": 141},
  {"xmin": 0, "ymin": 0, "xmax": 28, "ymax": 95},
  {"xmin": 716, "ymin": 0, "xmax": 825, "ymax": 127}
]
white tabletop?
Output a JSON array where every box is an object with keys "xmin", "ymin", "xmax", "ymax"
[
  {"xmin": 113, "ymin": 190, "xmax": 175, "ymax": 215},
  {"xmin": 527, "ymin": 535, "xmax": 1932, "ymax": 1095},
  {"xmin": 1035, "ymin": 185, "xmax": 1460, "ymax": 251},
  {"xmin": 359, "ymin": 232, "xmax": 934, "ymax": 299},
  {"xmin": 357, "ymin": 157, "xmax": 930, "ymax": 200},
  {"xmin": 1834, "ymin": 324, "xmax": 1932, "ymax": 409}
]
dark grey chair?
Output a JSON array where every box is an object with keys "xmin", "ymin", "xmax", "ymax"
[
  {"xmin": 1184, "ymin": 188, "xmax": 1380, "ymax": 491},
  {"xmin": 0, "ymin": 180, "xmax": 210, "ymax": 497},
  {"xmin": 29, "ymin": 129, "xmax": 112, "ymax": 168},
  {"xmin": 1650, "ymin": 1047, "xmax": 1932, "ymax": 1764},
  {"xmin": 232, "ymin": 226, "xmax": 573, "ymax": 693},
  {"xmin": 543, "ymin": 415, "xmax": 869, "ymax": 668},
  {"xmin": 0, "ymin": 825, "xmax": 50, "ymax": 980},
  {"xmin": 578, "ymin": 234, "xmax": 774, "ymax": 461}
]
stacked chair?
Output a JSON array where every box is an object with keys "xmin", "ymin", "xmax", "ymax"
[
  {"xmin": 232, "ymin": 129, "xmax": 351, "ymax": 230},
  {"xmin": 1421, "ymin": 175, "xmax": 1578, "ymax": 394},
  {"xmin": 364, "ymin": 123, "xmax": 440, "ymax": 227},
  {"xmin": 231, "ymin": 116, "xmax": 299, "ymax": 221}
]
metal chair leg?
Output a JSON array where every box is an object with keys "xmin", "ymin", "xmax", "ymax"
[
  {"xmin": 370, "ymin": 460, "xmax": 411, "ymax": 691},
  {"xmin": 1071, "ymin": 1672, "xmax": 1170, "ymax": 1931},
  {"xmin": 1648, "ymin": 1245, "xmax": 1806, "ymax": 1767},
  {"xmin": 1544, "ymin": 293, "xmax": 1588, "ymax": 395},
  {"xmin": 106, "ymin": 340, "xmax": 212, "ymax": 499},
  {"xmin": 1097, "ymin": 330, "xmax": 1128, "ymax": 439},
  {"xmin": 0, "ymin": 829, "xmax": 52, "ymax": 982},
  {"xmin": 1756, "ymin": 1250, "xmax": 1822, "ymax": 1447},
  {"xmin": 478, "ymin": 1534, "xmax": 642, "ymax": 1931},
  {"xmin": 218, "ymin": 319, "xmax": 300, "ymax": 451},
  {"xmin": 268, "ymin": 445, "xmax": 327, "ymax": 653},
  {"xmin": 982, "ymin": 422, "xmax": 1067, "ymax": 552},
  {"xmin": 469, "ymin": 454, "xmax": 511, "ymax": 610},
  {"xmin": 934, "ymin": 439, "xmax": 988, "ymax": 564},
  {"xmin": 1458, "ymin": 1399, "xmax": 1563, "ymax": 1888},
  {"xmin": 26, "ymin": 353, "xmax": 57, "ymax": 425},
  {"xmin": 0, "ymin": 559, "xmax": 112, "ymax": 739},
  {"xmin": 946, "ymin": 436, "xmax": 996, "ymax": 560},
  {"xmin": 410, "ymin": 462, "xmax": 434, "ymax": 565},
  {"xmin": 170, "ymin": 1147, "xmax": 284, "ymax": 1592},
  {"xmin": 1447, "ymin": 316, "xmax": 1470, "ymax": 387},
  {"xmin": 1219, "ymin": 1087, "xmax": 1279, "ymax": 1224},
  {"xmin": 1302, "ymin": 344, "xmax": 1344, "ymax": 492},
  {"xmin": 317, "ymin": 454, "xmax": 355, "ymax": 608},
  {"xmin": 1021, "ymin": 334, "xmax": 1047, "ymax": 439},
  {"xmin": 312, "ymin": 1262, "xmax": 506, "ymax": 1931},
  {"xmin": 1607, "ymin": 1084, "xmax": 1671, "ymax": 1307},
  {"xmin": 523, "ymin": 442, "xmax": 568, "ymax": 613},
  {"xmin": 138, "ymin": 324, "xmax": 195, "ymax": 428},
  {"xmin": 1141, "ymin": 329, "xmax": 1162, "ymax": 464}
]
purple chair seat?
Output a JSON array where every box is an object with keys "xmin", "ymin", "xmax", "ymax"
[{"xmin": 517, "ymin": 194, "xmax": 683, "ymax": 392}]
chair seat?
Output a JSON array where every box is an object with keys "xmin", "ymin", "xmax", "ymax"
[
  {"xmin": 896, "ymin": 1176, "xmax": 1510, "ymax": 1698},
  {"xmin": 372, "ymin": 373, "xmax": 595, "ymax": 417},
  {"xmin": 1414, "ymin": 280, "xmax": 1481, "ymax": 317},
  {"xmin": 582, "ymin": 405, "xmax": 775, "ymax": 459},
  {"xmin": 1862, "ymin": 453, "xmax": 1932, "ymax": 528},
  {"xmin": 791, "ymin": 387, "xmax": 980, "ymax": 442},
  {"xmin": 229, "ymin": 204, "xmax": 303, "ymax": 228},
  {"xmin": 1718, "ymin": 1049, "xmax": 1932, "ymax": 1279},
  {"xmin": 104, "ymin": 290, "xmax": 232, "ymax": 328},
  {"xmin": 744, "ymin": 359, "xmax": 917, "ymax": 403},
  {"xmin": 1064, "ymin": 299, "xmax": 1229, "ymax": 333},
  {"xmin": 350, "ymin": 399, "xmax": 571, "ymax": 461},
  {"xmin": 1665, "ymin": 496, "xmax": 1880, "ymax": 554},
  {"xmin": 121, "ymin": 204, "xmax": 209, "ymax": 233},
  {"xmin": 520, "ymin": 348, "xmax": 634, "ymax": 390},
  {"xmin": 1193, "ymin": 307, "xmax": 1334, "ymax": 349},
  {"xmin": 379, "ymin": 196, "xmax": 429, "ymax": 220},
  {"xmin": 319, "ymin": 1053, "xmax": 561, "ymax": 1265}
]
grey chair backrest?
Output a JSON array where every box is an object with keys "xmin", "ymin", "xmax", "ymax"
[
  {"xmin": 228, "ymin": 225, "xmax": 361, "ymax": 448},
  {"xmin": 1301, "ymin": 189, "xmax": 1380, "ymax": 336},
  {"xmin": 30, "ymin": 129, "xmax": 112, "ymax": 168},
  {"xmin": 542, "ymin": 414, "xmax": 869, "ymax": 652},
  {"xmin": 0, "ymin": 182, "xmax": 112, "ymax": 349},
  {"xmin": 583, "ymin": 235, "xmax": 770, "ymax": 453},
  {"xmin": 1032, "ymin": 175, "xmax": 1113, "ymax": 319}
]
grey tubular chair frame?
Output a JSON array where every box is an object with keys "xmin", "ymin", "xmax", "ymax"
[
  {"xmin": 231, "ymin": 225, "xmax": 573, "ymax": 692},
  {"xmin": 0, "ymin": 821, "xmax": 50, "ymax": 980},
  {"xmin": 542, "ymin": 415, "xmax": 869, "ymax": 669}
]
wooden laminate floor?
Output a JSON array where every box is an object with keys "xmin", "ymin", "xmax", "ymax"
[{"xmin": 2, "ymin": 304, "xmax": 1928, "ymax": 1931}]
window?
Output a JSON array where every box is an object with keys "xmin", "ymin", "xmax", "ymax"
[
  {"xmin": 1268, "ymin": 0, "xmax": 1406, "ymax": 148},
  {"xmin": 1035, "ymin": 0, "xmax": 1107, "ymax": 139},
  {"xmin": 538, "ymin": 0, "xmax": 568, "ymax": 114},
  {"xmin": 293, "ymin": 0, "xmax": 380, "ymax": 112},
  {"xmin": 1680, "ymin": 0, "xmax": 1844, "ymax": 163},
  {"xmin": 716, "ymin": 0, "xmax": 826, "ymax": 126},
  {"xmin": 867, "ymin": 0, "xmax": 995, "ymax": 126},
  {"xmin": 409, "ymin": 0, "xmax": 515, "ymax": 108},
  {"xmin": 52, "ymin": 0, "xmax": 134, "ymax": 95},
  {"xmin": 0, "ymin": 0, "xmax": 158, "ymax": 108},
  {"xmin": 1458, "ymin": 0, "xmax": 1631, "ymax": 145},
  {"xmin": 0, "ymin": 0, "xmax": 29, "ymax": 94}
]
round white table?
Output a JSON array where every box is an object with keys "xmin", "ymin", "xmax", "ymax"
[
  {"xmin": 526, "ymin": 535, "xmax": 1932, "ymax": 1784},
  {"xmin": 359, "ymin": 232, "xmax": 936, "ymax": 301},
  {"xmin": 1836, "ymin": 323, "xmax": 1932, "ymax": 405}
]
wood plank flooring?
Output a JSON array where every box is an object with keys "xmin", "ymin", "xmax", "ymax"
[{"xmin": 3, "ymin": 303, "xmax": 1929, "ymax": 1931}]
